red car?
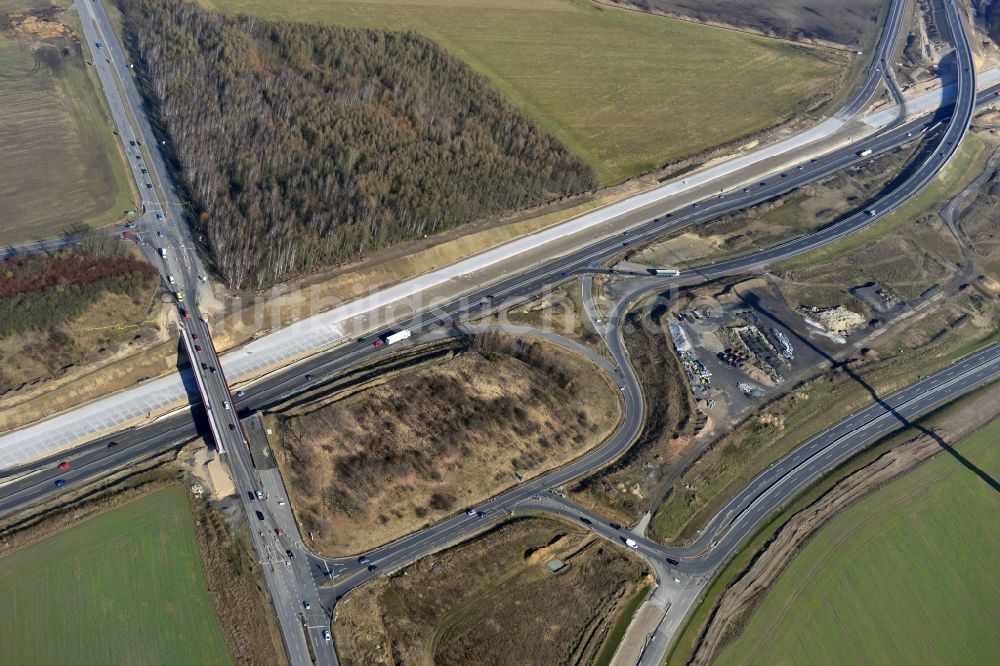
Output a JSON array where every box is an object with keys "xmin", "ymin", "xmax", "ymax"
[
  {"xmin": 372, "ymin": 340, "xmax": 383, "ymax": 348},
  {"xmin": 275, "ymin": 528, "xmax": 285, "ymax": 537},
  {"xmin": 192, "ymin": 333, "xmax": 199, "ymax": 340},
  {"xmin": 58, "ymin": 461, "xmax": 70, "ymax": 471},
  {"xmin": 195, "ymin": 345, "xmax": 202, "ymax": 352}
]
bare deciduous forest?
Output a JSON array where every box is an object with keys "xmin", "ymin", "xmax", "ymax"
[{"xmin": 120, "ymin": 0, "xmax": 596, "ymax": 289}]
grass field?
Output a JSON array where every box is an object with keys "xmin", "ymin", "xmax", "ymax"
[
  {"xmin": 0, "ymin": 485, "xmax": 232, "ymax": 665},
  {"xmin": 200, "ymin": 0, "xmax": 843, "ymax": 185},
  {"xmin": 0, "ymin": 1, "xmax": 134, "ymax": 245},
  {"xmin": 714, "ymin": 415, "xmax": 1000, "ymax": 665}
]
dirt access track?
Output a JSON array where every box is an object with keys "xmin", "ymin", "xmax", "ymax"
[{"xmin": 685, "ymin": 383, "xmax": 1000, "ymax": 665}]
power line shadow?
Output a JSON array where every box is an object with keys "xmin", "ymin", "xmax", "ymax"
[{"xmin": 736, "ymin": 290, "xmax": 1000, "ymax": 493}]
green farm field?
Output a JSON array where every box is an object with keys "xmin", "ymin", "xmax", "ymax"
[
  {"xmin": 715, "ymin": 416, "xmax": 1000, "ymax": 665},
  {"xmin": 0, "ymin": 485, "xmax": 232, "ymax": 665},
  {"xmin": 0, "ymin": 1, "xmax": 134, "ymax": 245},
  {"xmin": 199, "ymin": 0, "xmax": 844, "ymax": 185}
]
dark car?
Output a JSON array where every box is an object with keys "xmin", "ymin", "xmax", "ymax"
[
  {"xmin": 579, "ymin": 516, "xmax": 592, "ymax": 525},
  {"xmin": 194, "ymin": 345, "xmax": 202, "ymax": 352},
  {"xmin": 367, "ymin": 564, "xmax": 379, "ymax": 572},
  {"xmin": 666, "ymin": 557, "xmax": 679, "ymax": 566},
  {"xmin": 146, "ymin": 183, "xmax": 153, "ymax": 189},
  {"xmin": 609, "ymin": 522, "xmax": 622, "ymax": 531},
  {"xmin": 255, "ymin": 511, "xmax": 265, "ymax": 521},
  {"xmin": 561, "ymin": 272, "xmax": 569, "ymax": 278},
  {"xmin": 286, "ymin": 549, "xmax": 294, "ymax": 559},
  {"xmin": 107, "ymin": 441, "xmax": 119, "ymax": 449},
  {"xmin": 304, "ymin": 374, "xmax": 313, "ymax": 380},
  {"xmin": 55, "ymin": 479, "xmax": 67, "ymax": 488},
  {"xmin": 201, "ymin": 362, "xmax": 208, "ymax": 370},
  {"xmin": 141, "ymin": 168, "xmax": 147, "ymax": 174},
  {"xmin": 358, "ymin": 556, "xmax": 370, "ymax": 565},
  {"xmin": 228, "ymin": 423, "xmax": 236, "ymax": 431},
  {"xmin": 248, "ymin": 491, "xmax": 256, "ymax": 501},
  {"xmin": 129, "ymin": 140, "xmax": 136, "ymax": 147},
  {"xmin": 209, "ymin": 366, "xmax": 216, "ymax": 373}
]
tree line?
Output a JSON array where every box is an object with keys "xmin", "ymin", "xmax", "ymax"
[
  {"xmin": 119, "ymin": 0, "xmax": 596, "ymax": 290},
  {"xmin": 0, "ymin": 250, "xmax": 156, "ymax": 338}
]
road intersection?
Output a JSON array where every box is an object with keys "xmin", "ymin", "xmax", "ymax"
[{"xmin": 0, "ymin": 0, "xmax": 986, "ymax": 663}]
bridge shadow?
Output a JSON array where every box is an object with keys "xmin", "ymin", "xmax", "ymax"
[
  {"xmin": 736, "ymin": 290, "xmax": 1000, "ymax": 493},
  {"xmin": 175, "ymin": 336, "xmax": 216, "ymax": 444}
]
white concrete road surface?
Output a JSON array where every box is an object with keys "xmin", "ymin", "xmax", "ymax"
[{"xmin": 0, "ymin": 41, "xmax": 995, "ymax": 470}]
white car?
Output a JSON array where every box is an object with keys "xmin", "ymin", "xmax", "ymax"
[
  {"xmin": 255, "ymin": 490, "xmax": 263, "ymax": 500},
  {"xmin": 624, "ymin": 538, "xmax": 638, "ymax": 549},
  {"xmin": 168, "ymin": 275, "xmax": 175, "ymax": 284},
  {"xmin": 223, "ymin": 401, "xmax": 230, "ymax": 411},
  {"xmin": 323, "ymin": 630, "xmax": 332, "ymax": 642}
]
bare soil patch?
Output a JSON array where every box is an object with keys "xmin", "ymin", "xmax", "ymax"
[
  {"xmin": 333, "ymin": 517, "xmax": 650, "ymax": 666},
  {"xmin": 569, "ymin": 307, "xmax": 696, "ymax": 525},
  {"xmin": 607, "ymin": 0, "xmax": 883, "ymax": 49}
]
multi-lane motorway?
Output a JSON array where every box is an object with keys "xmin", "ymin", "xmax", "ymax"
[
  {"xmin": 74, "ymin": 0, "xmax": 336, "ymax": 662},
  {"xmin": 3, "ymin": 0, "xmax": 985, "ymax": 663}
]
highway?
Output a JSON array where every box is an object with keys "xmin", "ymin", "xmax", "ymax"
[
  {"xmin": 0, "ymin": 0, "xmax": 981, "ymax": 663},
  {"xmin": 74, "ymin": 0, "xmax": 335, "ymax": 662},
  {"xmin": 6, "ymin": 3, "xmax": 999, "ymax": 468}
]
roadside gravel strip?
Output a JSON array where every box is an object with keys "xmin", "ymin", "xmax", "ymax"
[
  {"xmin": 0, "ymin": 0, "xmax": 920, "ymax": 466},
  {"xmin": 2, "ymin": 74, "xmax": 995, "ymax": 469}
]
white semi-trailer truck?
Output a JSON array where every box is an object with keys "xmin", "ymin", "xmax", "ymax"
[{"xmin": 384, "ymin": 329, "xmax": 412, "ymax": 345}]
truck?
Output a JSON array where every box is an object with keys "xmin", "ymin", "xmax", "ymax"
[
  {"xmin": 383, "ymin": 329, "xmax": 412, "ymax": 345},
  {"xmin": 650, "ymin": 268, "xmax": 681, "ymax": 277},
  {"xmin": 858, "ymin": 149, "xmax": 873, "ymax": 157},
  {"xmin": 159, "ymin": 247, "xmax": 167, "ymax": 258}
]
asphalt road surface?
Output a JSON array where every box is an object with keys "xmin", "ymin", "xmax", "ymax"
[{"xmin": 4, "ymin": 0, "xmax": 980, "ymax": 663}]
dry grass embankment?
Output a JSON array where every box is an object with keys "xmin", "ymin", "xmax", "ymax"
[
  {"xmin": 569, "ymin": 309, "xmax": 696, "ymax": 524},
  {"xmin": 271, "ymin": 334, "xmax": 621, "ymax": 556},
  {"xmin": 650, "ymin": 135, "xmax": 1000, "ymax": 545},
  {"xmin": 0, "ymin": 244, "xmax": 163, "ymax": 403},
  {"xmin": 666, "ymin": 379, "xmax": 1000, "ymax": 665},
  {"xmin": 707, "ymin": 386, "xmax": 1000, "ymax": 665},
  {"xmin": 633, "ymin": 134, "xmax": 926, "ymax": 271},
  {"xmin": 334, "ymin": 517, "xmax": 651, "ymax": 666}
]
